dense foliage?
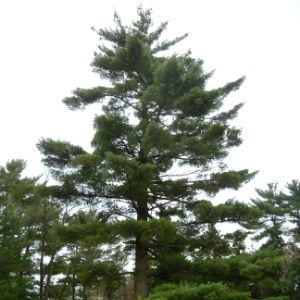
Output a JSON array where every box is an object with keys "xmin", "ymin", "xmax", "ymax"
[{"xmin": 1, "ymin": 7, "xmax": 300, "ymax": 300}]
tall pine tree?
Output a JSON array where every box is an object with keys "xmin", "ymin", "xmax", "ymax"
[{"xmin": 38, "ymin": 7, "xmax": 254, "ymax": 299}]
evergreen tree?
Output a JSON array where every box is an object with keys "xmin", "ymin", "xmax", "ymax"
[
  {"xmin": 0, "ymin": 160, "xmax": 66, "ymax": 299},
  {"xmin": 38, "ymin": 7, "xmax": 254, "ymax": 299},
  {"xmin": 54, "ymin": 210, "xmax": 124, "ymax": 300},
  {"xmin": 0, "ymin": 160, "xmax": 37, "ymax": 299},
  {"xmin": 239, "ymin": 247, "xmax": 288, "ymax": 299},
  {"xmin": 284, "ymin": 180, "xmax": 300, "ymax": 240},
  {"xmin": 252, "ymin": 183, "xmax": 288, "ymax": 248},
  {"xmin": 278, "ymin": 180, "xmax": 300, "ymax": 297},
  {"xmin": 27, "ymin": 186, "xmax": 63, "ymax": 300}
]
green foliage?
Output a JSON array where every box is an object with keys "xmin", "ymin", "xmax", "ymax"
[
  {"xmin": 283, "ymin": 180, "xmax": 300, "ymax": 240},
  {"xmin": 53, "ymin": 210, "xmax": 125, "ymax": 299},
  {"xmin": 252, "ymin": 183, "xmax": 288, "ymax": 247},
  {"xmin": 186, "ymin": 248, "xmax": 289, "ymax": 299},
  {"xmin": 37, "ymin": 138, "xmax": 85, "ymax": 170},
  {"xmin": 240, "ymin": 248, "xmax": 286, "ymax": 297},
  {"xmin": 0, "ymin": 160, "xmax": 37, "ymax": 299},
  {"xmin": 192, "ymin": 199, "xmax": 261, "ymax": 227},
  {"xmin": 145, "ymin": 282, "xmax": 250, "ymax": 300},
  {"xmin": 261, "ymin": 297, "xmax": 289, "ymax": 300}
]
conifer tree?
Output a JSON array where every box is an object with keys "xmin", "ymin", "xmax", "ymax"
[
  {"xmin": 0, "ymin": 160, "xmax": 37, "ymax": 299},
  {"xmin": 38, "ymin": 7, "xmax": 254, "ymax": 299},
  {"xmin": 284, "ymin": 180, "xmax": 300, "ymax": 240},
  {"xmin": 54, "ymin": 210, "xmax": 124, "ymax": 300},
  {"xmin": 252, "ymin": 183, "xmax": 288, "ymax": 248}
]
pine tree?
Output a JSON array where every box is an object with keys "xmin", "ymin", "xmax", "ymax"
[
  {"xmin": 0, "ymin": 160, "xmax": 37, "ymax": 299},
  {"xmin": 27, "ymin": 186, "xmax": 63, "ymax": 300},
  {"xmin": 278, "ymin": 180, "xmax": 300, "ymax": 297},
  {"xmin": 284, "ymin": 180, "xmax": 300, "ymax": 240},
  {"xmin": 38, "ymin": 7, "xmax": 254, "ymax": 299},
  {"xmin": 252, "ymin": 183, "xmax": 288, "ymax": 248},
  {"xmin": 54, "ymin": 210, "xmax": 124, "ymax": 300}
]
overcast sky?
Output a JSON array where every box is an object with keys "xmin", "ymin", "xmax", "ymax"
[{"xmin": 0, "ymin": 0, "xmax": 299, "ymax": 200}]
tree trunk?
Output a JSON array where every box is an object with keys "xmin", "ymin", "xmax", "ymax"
[
  {"xmin": 39, "ymin": 242, "xmax": 45, "ymax": 300},
  {"xmin": 72, "ymin": 271, "xmax": 76, "ymax": 300},
  {"xmin": 40, "ymin": 198, "xmax": 48, "ymax": 300},
  {"xmin": 44, "ymin": 254, "xmax": 55, "ymax": 300},
  {"xmin": 134, "ymin": 239, "xmax": 149, "ymax": 299},
  {"xmin": 133, "ymin": 200, "xmax": 149, "ymax": 300}
]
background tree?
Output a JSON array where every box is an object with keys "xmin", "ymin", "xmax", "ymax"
[
  {"xmin": 0, "ymin": 160, "xmax": 38, "ymax": 299},
  {"xmin": 284, "ymin": 180, "xmax": 300, "ymax": 241},
  {"xmin": 38, "ymin": 7, "xmax": 255, "ymax": 299},
  {"xmin": 252, "ymin": 183, "xmax": 288, "ymax": 248},
  {"xmin": 26, "ymin": 186, "xmax": 63, "ymax": 300},
  {"xmin": 54, "ymin": 210, "xmax": 125, "ymax": 300},
  {"xmin": 276, "ymin": 180, "xmax": 300, "ymax": 298}
]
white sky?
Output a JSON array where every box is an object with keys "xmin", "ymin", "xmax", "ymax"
[{"xmin": 0, "ymin": 0, "xmax": 299, "ymax": 200}]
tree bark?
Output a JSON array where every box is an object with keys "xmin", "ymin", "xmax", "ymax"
[
  {"xmin": 44, "ymin": 254, "xmax": 55, "ymax": 300},
  {"xmin": 133, "ymin": 200, "xmax": 149, "ymax": 300},
  {"xmin": 39, "ymin": 241, "xmax": 45, "ymax": 300},
  {"xmin": 39, "ymin": 200, "xmax": 47, "ymax": 300},
  {"xmin": 71, "ymin": 271, "xmax": 76, "ymax": 300},
  {"xmin": 134, "ymin": 239, "xmax": 149, "ymax": 299}
]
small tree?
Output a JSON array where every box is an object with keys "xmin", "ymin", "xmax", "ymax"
[
  {"xmin": 252, "ymin": 183, "xmax": 288, "ymax": 248},
  {"xmin": 54, "ymin": 210, "xmax": 124, "ymax": 300},
  {"xmin": 38, "ymin": 7, "xmax": 254, "ymax": 299},
  {"xmin": 284, "ymin": 180, "xmax": 300, "ymax": 240},
  {"xmin": 0, "ymin": 160, "xmax": 38, "ymax": 299}
]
